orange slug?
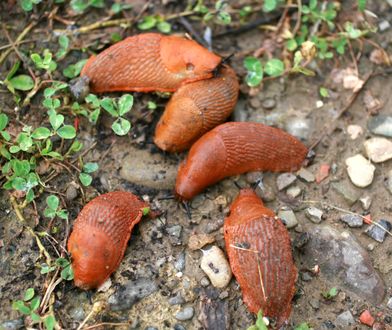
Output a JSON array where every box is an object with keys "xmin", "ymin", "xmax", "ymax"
[
  {"xmin": 224, "ymin": 189, "xmax": 297, "ymax": 328},
  {"xmin": 67, "ymin": 191, "xmax": 149, "ymax": 290},
  {"xmin": 81, "ymin": 33, "xmax": 221, "ymax": 93},
  {"xmin": 154, "ymin": 65, "xmax": 239, "ymax": 152},
  {"xmin": 175, "ymin": 122, "xmax": 308, "ymax": 200}
]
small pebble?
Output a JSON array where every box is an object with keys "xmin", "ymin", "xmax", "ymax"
[
  {"xmin": 168, "ymin": 293, "xmax": 185, "ymax": 306},
  {"xmin": 336, "ymin": 311, "xmax": 355, "ymax": 327},
  {"xmin": 174, "ymin": 325, "xmax": 186, "ymax": 330},
  {"xmin": 309, "ymin": 298, "xmax": 320, "ymax": 310},
  {"xmin": 66, "ymin": 184, "xmax": 78, "ymax": 201},
  {"xmin": 294, "ymin": 232, "xmax": 311, "ymax": 249},
  {"xmin": 200, "ymin": 277, "xmax": 210, "ymax": 287},
  {"xmin": 261, "ymin": 98, "xmax": 276, "ymax": 109},
  {"xmin": 188, "ymin": 233, "xmax": 215, "ymax": 251},
  {"xmin": 305, "ymin": 207, "xmax": 323, "ymax": 223},
  {"xmin": 285, "ymin": 118, "xmax": 311, "ymax": 141},
  {"xmin": 301, "ymin": 272, "xmax": 313, "ymax": 282},
  {"xmin": 347, "ymin": 125, "xmax": 363, "ymax": 140},
  {"xmin": 145, "ymin": 327, "xmax": 158, "ymax": 330},
  {"xmin": 331, "ymin": 182, "xmax": 361, "ymax": 205},
  {"xmin": 249, "ymin": 97, "xmax": 261, "ymax": 109},
  {"xmin": 175, "ymin": 307, "xmax": 194, "ymax": 321},
  {"xmin": 297, "ymin": 168, "xmax": 315, "ymax": 182},
  {"xmin": 340, "ymin": 214, "xmax": 363, "ymax": 228},
  {"xmin": 364, "ymin": 137, "xmax": 392, "ymax": 163},
  {"xmin": 365, "ymin": 219, "xmax": 392, "ymax": 243},
  {"xmin": 359, "ymin": 310, "xmax": 375, "ymax": 327},
  {"xmin": 167, "ymin": 225, "xmax": 182, "ymax": 238},
  {"xmin": 0, "ymin": 319, "xmax": 24, "ymax": 330},
  {"xmin": 219, "ymin": 291, "xmax": 229, "ymax": 299},
  {"xmin": 278, "ymin": 208, "xmax": 298, "ymax": 229},
  {"xmin": 367, "ymin": 243, "xmax": 375, "ymax": 251},
  {"xmin": 379, "ymin": 20, "xmax": 391, "ymax": 32},
  {"xmin": 387, "ymin": 297, "xmax": 392, "ymax": 309},
  {"xmin": 316, "ymin": 164, "xmax": 330, "ymax": 183},
  {"xmin": 276, "ymin": 173, "xmax": 297, "ymax": 191},
  {"xmin": 368, "ymin": 115, "xmax": 392, "ymax": 137},
  {"xmin": 360, "ymin": 195, "xmax": 372, "ymax": 210},
  {"xmin": 174, "ymin": 251, "xmax": 186, "ymax": 272},
  {"xmin": 345, "ymin": 154, "xmax": 375, "ymax": 188},
  {"xmin": 316, "ymin": 100, "xmax": 324, "ymax": 108},
  {"xmin": 286, "ymin": 186, "xmax": 301, "ymax": 198},
  {"xmin": 200, "ymin": 246, "xmax": 232, "ymax": 288}
]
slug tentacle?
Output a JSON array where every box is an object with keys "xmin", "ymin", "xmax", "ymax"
[
  {"xmin": 67, "ymin": 191, "xmax": 148, "ymax": 290},
  {"xmin": 224, "ymin": 189, "xmax": 297, "ymax": 328},
  {"xmin": 175, "ymin": 122, "xmax": 308, "ymax": 200}
]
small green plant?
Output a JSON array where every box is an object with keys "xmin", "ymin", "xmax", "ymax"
[
  {"xmin": 243, "ymin": 57, "xmax": 285, "ymax": 87},
  {"xmin": 319, "ymin": 87, "xmax": 329, "ymax": 98},
  {"xmin": 147, "ymin": 101, "xmax": 157, "ymax": 110},
  {"xmin": 12, "ymin": 288, "xmax": 41, "ymax": 321},
  {"xmin": 31, "ymin": 49, "xmax": 57, "ymax": 72},
  {"xmin": 322, "ymin": 287, "xmax": 339, "ymax": 300},
  {"xmin": 44, "ymin": 195, "xmax": 68, "ymax": 220},
  {"xmin": 100, "ymin": 94, "xmax": 133, "ymax": 135},
  {"xmin": 1, "ymin": 61, "xmax": 34, "ymax": 97},
  {"xmin": 295, "ymin": 323, "xmax": 312, "ymax": 330},
  {"xmin": 19, "ymin": 0, "xmax": 41, "ymax": 11},
  {"xmin": 194, "ymin": 0, "xmax": 232, "ymax": 25},
  {"xmin": 79, "ymin": 162, "xmax": 99, "ymax": 186},
  {"xmin": 138, "ymin": 15, "xmax": 172, "ymax": 33},
  {"xmin": 63, "ymin": 59, "xmax": 88, "ymax": 79},
  {"xmin": 247, "ymin": 310, "xmax": 268, "ymax": 330},
  {"xmin": 110, "ymin": 3, "xmax": 132, "ymax": 14},
  {"xmin": 70, "ymin": 0, "xmax": 104, "ymax": 13},
  {"xmin": 55, "ymin": 35, "xmax": 69, "ymax": 60}
]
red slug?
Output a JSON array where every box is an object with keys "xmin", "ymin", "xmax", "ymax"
[
  {"xmin": 67, "ymin": 191, "xmax": 149, "ymax": 290},
  {"xmin": 175, "ymin": 122, "xmax": 308, "ymax": 200},
  {"xmin": 154, "ymin": 65, "xmax": 239, "ymax": 152},
  {"xmin": 81, "ymin": 33, "xmax": 221, "ymax": 93},
  {"xmin": 224, "ymin": 189, "xmax": 297, "ymax": 328}
]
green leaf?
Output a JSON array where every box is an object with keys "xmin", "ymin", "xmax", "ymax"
[
  {"xmin": 89, "ymin": 108, "xmax": 100, "ymax": 124},
  {"xmin": 319, "ymin": 87, "xmax": 329, "ymax": 98},
  {"xmin": 157, "ymin": 21, "xmax": 171, "ymax": 34},
  {"xmin": 100, "ymin": 98, "xmax": 118, "ymax": 117},
  {"xmin": 0, "ymin": 113, "xmax": 8, "ymax": 131},
  {"xmin": 247, "ymin": 310, "xmax": 268, "ymax": 330},
  {"xmin": 31, "ymin": 312, "xmax": 42, "ymax": 322},
  {"xmin": 56, "ymin": 35, "xmax": 69, "ymax": 59},
  {"xmin": 118, "ymin": 94, "xmax": 133, "ymax": 116},
  {"xmin": 57, "ymin": 125, "xmax": 76, "ymax": 139},
  {"xmin": 46, "ymin": 195, "xmax": 59, "ymax": 211},
  {"xmin": 322, "ymin": 287, "xmax": 338, "ymax": 299},
  {"xmin": 61, "ymin": 265, "xmax": 74, "ymax": 280},
  {"xmin": 147, "ymin": 101, "xmax": 157, "ymax": 110},
  {"xmin": 49, "ymin": 113, "xmax": 64, "ymax": 130},
  {"xmin": 23, "ymin": 288, "xmax": 35, "ymax": 301},
  {"xmin": 286, "ymin": 39, "xmax": 298, "ymax": 51},
  {"xmin": 30, "ymin": 296, "xmax": 41, "ymax": 311},
  {"xmin": 8, "ymin": 75, "xmax": 34, "ymax": 91},
  {"xmin": 40, "ymin": 263, "xmax": 56, "ymax": 274},
  {"xmin": 12, "ymin": 159, "xmax": 30, "ymax": 177},
  {"xmin": 6, "ymin": 61, "xmax": 21, "ymax": 81},
  {"xmin": 263, "ymin": 0, "xmax": 277, "ymax": 12},
  {"xmin": 57, "ymin": 209, "xmax": 68, "ymax": 220},
  {"xmin": 142, "ymin": 207, "xmax": 150, "ymax": 216},
  {"xmin": 44, "ymin": 315, "xmax": 56, "ymax": 330},
  {"xmin": 55, "ymin": 257, "xmax": 69, "ymax": 267},
  {"xmin": 85, "ymin": 93, "xmax": 100, "ymax": 108},
  {"xmin": 295, "ymin": 322, "xmax": 311, "ymax": 330},
  {"xmin": 112, "ymin": 117, "xmax": 131, "ymax": 136},
  {"xmin": 9, "ymin": 145, "xmax": 20, "ymax": 153},
  {"xmin": 217, "ymin": 11, "xmax": 231, "ymax": 25},
  {"xmin": 83, "ymin": 162, "xmax": 99, "ymax": 173},
  {"xmin": 138, "ymin": 15, "xmax": 157, "ymax": 30},
  {"xmin": 79, "ymin": 172, "xmax": 92, "ymax": 186},
  {"xmin": 17, "ymin": 132, "xmax": 33, "ymax": 151},
  {"xmin": 63, "ymin": 59, "xmax": 88, "ymax": 78},
  {"xmin": 20, "ymin": 0, "xmax": 34, "ymax": 11},
  {"xmin": 358, "ymin": 0, "xmax": 366, "ymax": 11},
  {"xmin": 70, "ymin": 0, "xmax": 90, "ymax": 12},
  {"xmin": 68, "ymin": 140, "xmax": 83, "ymax": 153},
  {"xmin": 31, "ymin": 127, "xmax": 51, "ymax": 139},
  {"xmin": 244, "ymin": 57, "xmax": 263, "ymax": 87},
  {"xmin": 244, "ymin": 57, "xmax": 261, "ymax": 71},
  {"xmin": 12, "ymin": 300, "xmax": 30, "ymax": 315},
  {"xmin": 1, "ymin": 131, "xmax": 11, "ymax": 141},
  {"xmin": 264, "ymin": 59, "xmax": 285, "ymax": 77}
]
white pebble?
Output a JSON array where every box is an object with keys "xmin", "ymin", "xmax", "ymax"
[
  {"xmin": 200, "ymin": 246, "xmax": 232, "ymax": 288},
  {"xmin": 345, "ymin": 154, "xmax": 375, "ymax": 188},
  {"xmin": 347, "ymin": 125, "xmax": 363, "ymax": 140},
  {"xmin": 364, "ymin": 137, "xmax": 392, "ymax": 163}
]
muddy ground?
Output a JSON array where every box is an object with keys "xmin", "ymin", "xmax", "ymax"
[{"xmin": 1, "ymin": 1, "xmax": 392, "ymax": 330}]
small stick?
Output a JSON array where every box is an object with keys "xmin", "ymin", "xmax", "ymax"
[{"xmin": 182, "ymin": 201, "xmax": 192, "ymax": 220}]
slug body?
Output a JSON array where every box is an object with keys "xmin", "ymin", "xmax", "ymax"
[
  {"xmin": 67, "ymin": 191, "xmax": 148, "ymax": 290},
  {"xmin": 154, "ymin": 65, "xmax": 239, "ymax": 152},
  {"xmin": 175, "ymin": 122, "xmax": 308, "ymax": 200},
  {"xmin": 224, "ymin": 189, "xmax": 297, "ymax": 327},
  {"xmin": 81, "ymin": 33, "xmax": 221, "ymax": 93}
]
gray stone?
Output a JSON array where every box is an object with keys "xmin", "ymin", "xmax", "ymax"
[
  {"xmin": 336, "ymin": 311, "xmax": 355, "ymax": 327},
  {"xmin": 66, "ymin": 184, "xmax": 78, "ymax": 201},
  {"xmin": 309, "ymin": 298, "xmax": 320, "ymax": 310},
  {"xmin": 198, "ymin": 288, "xmax": 230, "ymax": 330},
  {"xmin": 368, "ymin": 115, "xmax": 392, "ymax": 137},
  {"xmin": 302, "ymin": 225, "xmax": 385, "ymax": 304},
  {"xmin": 297, "ymin": 168, "xmax": 315, "ymax": 182},
  {"xmin": 167, "ymin": 225, "xmax": 182, "ymax": 238},
  {"xmin": 145, "ymin": 327, "xmax": 158, "ymax": 330},
  {"xmin": 301, "ymin": 272, "xmax": 313, "ymax": 282},
  {"xmin": 168, "ymin": 293, "xmax": 185, "ymax": 306},
  {"xmin": 276, "ymin": 173, "xmax": 297, "ymax": 191},
  {"xmin": 174, "ymin": 251, "xmax": 186, "ymax": 271},
  {"xmin": 200, "ymin": 277, "xmax": 210, "ymax": 287},
  {"xmin": 331, "ymin": 182, "xmax": 361, "ymax": 205},
  {"xmin": 278, "ymin": 208, "xmax": 298, "ymax": 229},
  {"xmin": 120, "ymin": 146, "xmax": 177, "ymax": 189},
  {"xmin": 360, "ymin": 195, "xmax": 372, "ymax": 210},
  {"xmin": 174, "ymin": 325, "xmax": 186, "ymax": 330},
  {"xmin": 0, "ymin": 319, "xmax": 24, "ymax": 330},
  {"xmin": 175, "ymin": 306, "xmax": 194, "ymax": 321},
  {"xmin": 305, "ymin": 207, "xmax": 323, "ymax": 223},
  {"xmin": 109, "ymin": 278, "xmax": 158, "ymax": 311},
  {"xmin": 285, "ymin": 118, "xmax": 312, "ymax": 141},
  {"xmin": 69, "ymin": 306, "xmax": 85, "ymax": 321},
  {"xmin": 286, "ymin": 186, "xmax": 301, "ymax": 198},
  {"xmin": 365, "ymin": 219, "xmax": 392, "ymax": 243},
  {"xmin": 261, "ymin": 98, "xmax": 276, "ymax": 109},
  {"xmin": 340, "ymin": 214, "xmax": 363, "ymax": 228}
]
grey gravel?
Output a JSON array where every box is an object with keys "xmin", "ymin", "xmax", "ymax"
[
  {"xmin": 305, "ymin": 207, "xmax": 323, "ymax": 223},
  {"xmin": 69, "ymin": 306, "xmax": 85, "ymax": 321},
  {"xmin": 168, "ymin": 293, "xmax": 185, "ymax": 306},
  {"xmin": 379, "ymin": 20, "xmax": 391, "ymax": 31},
  {"xmin": 278, "ymin": 208, "xmax": 298, "ymax": 229},
  {"xmin": 65, "ymin": 184, "xmax": 78, "ymax": 201},
  {"xmin": 0, "ymin": 319, "xmax": 24, "ymax": 330},
  {"xmin": 336, "ymin": 311, "xmax": 355, "ymax": 327},
  {"xmin": 309, "ymin": 298, "xmax": 320, "ymax": 310},
  {"xmin": 175, "ymin": 306, "xmax": 195, "ymax": 321},
  {"xmin": 285, "ymin": 117, "xmax": 312, "ymax": 141},
  {"xmin": 368, "ymin": 115, "xmax": 392, "ymax": 137},
  {"xmin": 301, "ymin": 272, "xmax": 313, "ymax": 282},
  {"xmin": 340, "ymin": 214, "xmax": 363, "ymax": 228},
  {"xmin": 167, "ymin": 225, "xmax": 182, "ymax": 238},
  {"xmin": 200, "ymin": 277, "xmax": 210, "ymax": 287},
  {"xmin": 297, "ymin": 168, "xmax": 315, "ymax": 182},
  {"xmin": 331, "ymin": 182, "xmax": 361, "ymax": 205},
  {"xmin": 108, "ymin": 278, "xmax": 158, "ymax": 311},
  {"xmin": 387, "ymin": 297, "xmax": 392, "ymax": 309},
  {"xmin": 276, "ymin": 173, "xmax": 297, "ymax": 191},
  {"xmin": 174, "ymin": 251, "xmax": 186, "ymax": 271},
  {"xmin": 145, "ymin": 327, "xmax": 158, "ymax": 330},
  {"xmin": 286, "ymin": 186, "xmax": 301, "ymax": 198},
  {"xmin": 174, "ymin": 325, "xmax": 186, "ymax": 330},
  {"xmin": 360, "ymin": 195, "xmax": 372, "ymax": 210},
  {"xmin": 261, "ymin": 98, "xmax": 276, "ymax": 109},
  {"xmin": 365, "ymin": 219, "xmax": 392, "ymax": 243}
]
